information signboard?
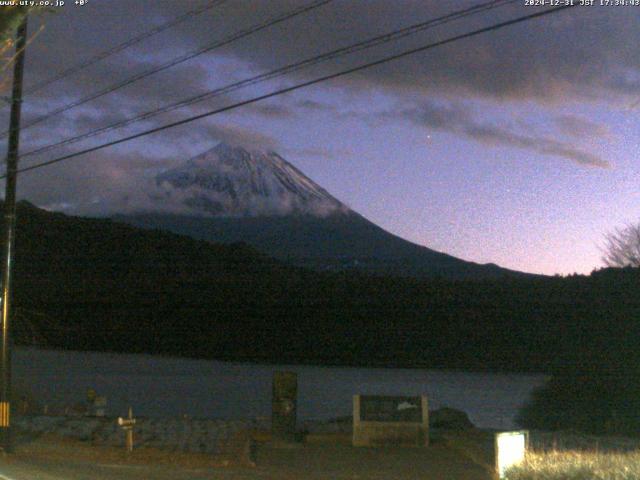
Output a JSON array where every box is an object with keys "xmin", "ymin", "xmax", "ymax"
[
  {"xmin": 359, "ymin": 395, "xmax": 423, "ymax": 423},
  {"xmin": 353, "ymin": 394, "xmax": 428, "ymax": 447}
]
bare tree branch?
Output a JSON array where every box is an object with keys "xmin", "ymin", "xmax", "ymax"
[{"xmin": 602, "ymin": 223, "xmax": 640, "ymax": 268}]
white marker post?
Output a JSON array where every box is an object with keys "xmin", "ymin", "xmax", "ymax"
[
  {"xmin": 117, "ymin": 407, "xmax": 136, "ymax": 453},
  {"xmin": 495, "ymin": 430, "xmax": 529, "ymax": 479}
]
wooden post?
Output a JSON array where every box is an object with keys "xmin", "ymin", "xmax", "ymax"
[
  {"xmin": 126, "ymin": 407, "xmax": 133, "ymax": 453},
  {"xmin": 272, "ymin": 371, "xmax": 297, "ymax": 445},
  {"xmin": 421, "ymin": 396, "xmax": 429, "ymax": 447},
  {"xmin": 118, "ymin": 406, "xmax": 136, "ymax": 453},
  {"xmin": 0, "ymin": 14, "xmax": 28, "ymax": 454}
]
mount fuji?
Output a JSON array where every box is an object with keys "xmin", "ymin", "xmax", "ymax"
[
  {"xmin": 151, "ymin": 142, "xmax": 347, "ymax": 218},
  {"xmin": 116, "ymin": 143, "xmax": 527, "ymax": 279}
]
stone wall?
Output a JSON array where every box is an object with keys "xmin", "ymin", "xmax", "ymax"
[{"xmin": 14, "ymin": 415, "xmax": 253, "ymax": 454}]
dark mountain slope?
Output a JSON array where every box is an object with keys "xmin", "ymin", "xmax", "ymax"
[{"xmin": 118, "ymin": 211, "xmax": 527, "ymax": 279}]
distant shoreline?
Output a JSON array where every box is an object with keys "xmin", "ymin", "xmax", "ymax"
[{"xmin": 14, "ymin": 345, "xmax": 551, "ymax": 376}]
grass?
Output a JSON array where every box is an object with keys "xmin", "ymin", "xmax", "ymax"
[{"xmin": 505, "ymin": 450, "xmax": 640, "ymax": 480}]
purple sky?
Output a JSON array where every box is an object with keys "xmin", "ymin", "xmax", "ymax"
[{"xmin": 1, "ymin": 0, "xmax": 639, "ymax": 275}]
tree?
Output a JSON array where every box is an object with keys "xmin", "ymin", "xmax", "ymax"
[
  {"xmin": 0, "ymin": 8, "xmax": 28, "ymax": 40},
  {"xmin": 602, "ymin": 222, "xmax": 640, "ymax": 268},
  {"xmin": 517, "ymin": 362, "xmax": 640, "ymax": 436},
  {"xmin": 0, "ymin": 7, "xmax": 31, "ymax": 94}
]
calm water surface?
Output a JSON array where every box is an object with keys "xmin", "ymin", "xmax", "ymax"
[{"xmin": 14, "ymin": 347, "xmax": 547, "ymax": 430}]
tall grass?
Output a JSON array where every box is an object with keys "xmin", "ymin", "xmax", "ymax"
[{"xmin": 505, "ymin": 450, "xmax": 640, "ymax": 480}]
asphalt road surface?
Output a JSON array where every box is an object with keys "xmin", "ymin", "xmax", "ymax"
[{"xmin": 0, "ymin": 433, "xmax": 495, "ymax": 480}]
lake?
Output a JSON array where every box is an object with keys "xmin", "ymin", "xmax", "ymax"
[{"xmin": 13, "ymin": 347, "xmax": 547, "ymax": 430}]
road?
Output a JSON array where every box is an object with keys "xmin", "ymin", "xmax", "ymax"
[
  {"xmin": 0, "ymin": 455, "xmax": 258, "ymax": 480},
  {"xmin": 0, "ymin": 432, "xmax": 495, "ymax": 480}
]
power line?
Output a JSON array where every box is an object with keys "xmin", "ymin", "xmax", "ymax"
[
  {"xmin": 5, "ymin": 4, "xmax": 577, "ymax": 179},
  {"xmin": 22, "ymin": 0, "xmax": 227, "ymax": 96},
  {"xmin": 1, "ymin": 0, "xmax": 332, "ymax": 139},
  {"xmin": 20, "ymin": 0, "xmax": 516, "ymax": 160}
]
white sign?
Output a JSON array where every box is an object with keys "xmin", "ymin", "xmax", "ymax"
[{"xmin": 495, "ymin": 430, "xmax": 528, "ymax": 478}]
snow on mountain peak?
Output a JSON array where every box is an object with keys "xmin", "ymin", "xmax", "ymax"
[{"xmin": 152, "ymin": 143, "xmax": 348, "ymax": 217}]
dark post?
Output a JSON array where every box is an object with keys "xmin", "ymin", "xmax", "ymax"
[
  {"xmin": 0, "ymin": 15, "xmax": 28, "ymax": 453},
  {"xmin": 271, "ymin": 371, "xmax": 297, "ymax": 445}
]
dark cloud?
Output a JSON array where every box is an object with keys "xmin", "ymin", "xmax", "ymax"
[
  {"xmin": 243, "ymin": 102, "xmax": 295, "ymax": 118},
  {"xmin": 464, "ymin": 123, "xmax": 608, "ymax": 168},
  {"xmin": 285, "ymin": 145, "xmax": 353, "ymax": 160},
  {"xmin": 15, "ymin": 148, "xmax": 166, "ymax": 215},
  {"xmin": 185, "ymin": 120, "xmax": 280, "ymax": 151},
  {"xmin": 21, "ymin": 0, "xmax": 639, "ymax": 117},
  {"xmin": 9, "ymin": 0, "xmax": 636, "ymax": 153},
  {"xmin": 554, "ymin": 114, "xmax": 611, "ymax": 139},
  {"xmin": 400, "ymin": 102, "xmax": 471, "ymax": 130},
  {"xmin": 399, "ymin": 102, "xmax": 609, "ymax": 168},
  {"xmin": 16, "ymin": 0, "xmax": 634, "ymax": 150},
  {"xmin": 146, "ymin": 0, "xmax": 640, "ymax": 103},
  {"xmin": 295, "ymin": 100, "xmax": 337, "ymax": 112},
  {"xmin": 15, "ymin": 118, "xmax": 280, "ymax": 216},
  {"xmin": 608, "ymin": 68, "xmax": 640, "ymax": 95},
  {"xmin": 2, "ymin": 0, "xmax": 624, "ymax": 211}
]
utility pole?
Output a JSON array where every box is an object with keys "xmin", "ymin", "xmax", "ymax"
[{"xmin": 0, "ymin": 14, "xmax": 28, "ymax": 453}]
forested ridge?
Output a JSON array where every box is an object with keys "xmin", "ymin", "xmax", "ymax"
[{"xmin": 9, "ymin": 202, "xmax": 639, "ymax": 375}]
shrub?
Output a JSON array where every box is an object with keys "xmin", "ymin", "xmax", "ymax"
[{"xmin": 517, "ymin": 363, "xmax": 640, "ymax": 436}]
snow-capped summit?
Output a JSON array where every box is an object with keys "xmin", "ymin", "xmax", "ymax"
[{"xmin": 154, "ymin": 143, "xmax": 348, "ymax": 217}]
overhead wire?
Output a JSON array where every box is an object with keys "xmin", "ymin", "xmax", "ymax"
[
  {"xmin": 3, "ymin": 4, "xmax": 577, "ymax": 178},
  {"xmin": 19, "ymin": 0, "xmax": 517, "ymax": 160},
  {"xmin": 1, "ymin": 0, "xmax": 332, "ymax": 139},
  {"xmin": 22, "ymin": 0, "xmax": 228, "ymax": 96}
]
